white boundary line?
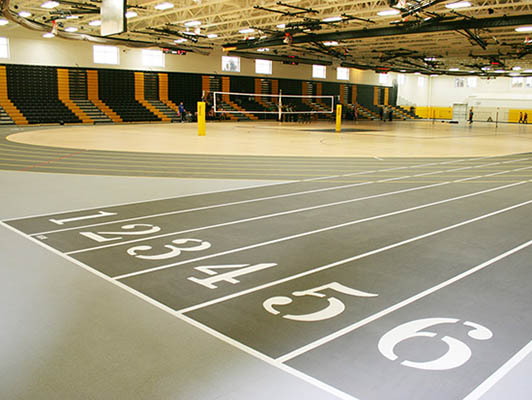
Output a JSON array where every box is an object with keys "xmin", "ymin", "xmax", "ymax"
[
  {"xmin": 2, "ymin": 154, "xmax": 502, "ymax": 225},
  {"xmin": 276, "ymin": 239, "xmax": 532, "ymax": 363},
  {"xmin": 175, "ymin": 198, "xmax": 532, "ymax": 315},
  {"xmin": 65, "ymin": 163, "xmax": 532, "ymax": 255},
  {"xmin": 462, "ymin": 339, "xmax": 532, "ymax": 400},
  {"xmin": 24, "ymin": 155, "xmax": 501, "ymax": 235},
  {"xmin": 0, "ymin": 221, "xmax": 357, "ymax": 400}
]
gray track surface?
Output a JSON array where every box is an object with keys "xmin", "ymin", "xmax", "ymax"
[{"xmin": 5, "ymin": 151, "xmax": 532, "ymax": 400}]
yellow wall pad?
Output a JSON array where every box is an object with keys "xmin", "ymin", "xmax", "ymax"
[
  {"xmin": 0, "ymin": 66, "xmax": 28, "ymax": 125},
  {"xmin": 134, "ymin": 72, "xmax": 169, "ymax": 122},
  {"xmin": 373, "ymin": 87, "xmax": 379, "ymax": 105},
  {"xmin": 416, "ymin": 107, "xmax": 452, "ymax": 119},
  {"xmin": 508, "ymin": 109, "xmax": 532, "ymax": 123},
  {"xmin": 57, "ymin": 69, "xmax": 92, "ymax": 123},
  {"xmin": 86, "ymin": 70, "xmax": 122, "ymax": 123}
]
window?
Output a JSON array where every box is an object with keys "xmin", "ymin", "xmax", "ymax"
[
  {"xmin": 379, "ymin": 73, "xmax": 388, "ymax": 84},
  {"xmin": 417, "ymin": 76, "xmax": 426, "ymax": 88},
  {"xmin": 454, "ymin": 78, "xmax": 465, "ymax": 88},
  {"xmin": 526, "ymin": 77, "xmax": 532, "ymax": 88},
  {"xmin": 397, "ymin": 74, "xmax": 405, "ymax": 85},
  {"xmin": 511, "ymin": 77, "xmax": 524, "ymax": 88},
  {"xmin": 312, "ymin": 64, "xmax": 326, "ymax": 79},
  {"xmin": 0, "ymin": 37, "xmax": 9, "ymax": 59},
  {"xmin": 93, "ymin": 45, "xmax": 119, "ymax": 64},
  {"xmin": 255, "ymin": 59, "xmax": 272, "ymax": 75},
  {"xmin": 337, "ymin": 67, "xmax": 349, "ymax": 80},
  {"xmin": 467, "ymin": 77, "xmax": 477, "ymax": 88},
  {"xmin": 142, "ymin": 49, "xmax": 164, "ymax": 67},
  {"xmin": 222, "ymin": 56, "xmax": 240, "ymax": 72}
]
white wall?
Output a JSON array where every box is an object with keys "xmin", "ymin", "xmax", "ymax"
[
  {"xmin": 0, "ymin": 25, "xmax": 386, "ymax": 86},
  {"xmin": 397, "ymin": 72, "xmax": 532, "ymax": 108}
]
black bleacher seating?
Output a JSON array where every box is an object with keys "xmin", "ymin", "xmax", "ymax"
[
  {"xmin": 6, "ymin": 65, "xmax": 80, "ymax": 124},
  {"xmin": 167, "ymin": 73, "xmax": 202, "ymax": 113},
  {"xmin": 98, "ymin": 70, "xmax": 159, "ymax": 122}
]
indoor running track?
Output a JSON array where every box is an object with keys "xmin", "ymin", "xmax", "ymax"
[{"xmin": 3, "ymin": 153, "xmax": 532, "ymax": 400}]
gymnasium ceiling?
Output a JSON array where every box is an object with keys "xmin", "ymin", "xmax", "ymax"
[{"xmin": 3, "ymin": 0, "xmax": 532, "ymax": 76}]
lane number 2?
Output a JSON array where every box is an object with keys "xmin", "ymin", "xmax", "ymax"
[
  {"xmin": 378, "ymin": 318, "xmax": 493, "ymax": 371},
  {"xmin": 263, "ymin": 282, "xmax": 378, "ymax": 322},
  {"xmin": 80, "ymin": 224, "xmax": 161, "ymax": 243}
]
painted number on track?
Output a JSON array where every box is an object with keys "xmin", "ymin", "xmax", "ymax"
[{"xmin": 263, "ymin": 282, "xmax": 378, "ymax": 322}]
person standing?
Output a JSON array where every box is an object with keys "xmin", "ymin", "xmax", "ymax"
[
  {"xmin": 468, "ymin": 108, "xmax": 473, "ymax": 124},
  {"xmin": 519, "ymin": 111, "xmax": 523, "ymax": 123},
  {"xmin": 379, "ymin": 106, "xmax": 384, "ymax": 121},
  {"xmin": 524, "ymin": 112, "xmax": 528, "ymax": 124},
  {"xmin": 178, "ymin": 102, "xmax": 185, "ymax": 122}
]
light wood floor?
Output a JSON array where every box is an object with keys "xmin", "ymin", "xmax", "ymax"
[{"xmin": 7, "ymin": 120, "xmax": 532, "ymax": 158}]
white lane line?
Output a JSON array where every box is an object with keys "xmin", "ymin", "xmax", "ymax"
[
  {"xmin": 1, "ymin": 179, "xmax": 293, "ymax": 223},
  {"xmin": 64, "ymin": 161, "xmax": 532, "ymax": 255},
  {"xmin": 276, "ymin": 239, "xmax": 532, "ymax": 363},
  {"xmin": 31, "ymin": 181, "xmax": 374, "ymax": 236},
  {"xmin": 114, "ymin": 181, "xmax": 528, "ymax": 282},
  {"xmin": 0, "ymin": 222, "xmax": 357, "ymax": 400},
  {"xmin": 68, "ymin": 181, "xmax": 449, "ymax": 255},
  {"xmin": 462, "ymin": 339, "xmax": 532, "ymax": 400},
  {"xmin": 26, "ymin": 155, "xmax": 493, "ymax": 235}
]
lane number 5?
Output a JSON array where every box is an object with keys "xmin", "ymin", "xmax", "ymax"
[{"xmin": 263, "ymin": 282, "xmax": 378, "ymax": 322}]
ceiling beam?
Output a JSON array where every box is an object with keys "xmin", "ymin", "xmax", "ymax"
[{"xmin": 224, "ymin": 14, "xmax": 532, "ymax": 50}]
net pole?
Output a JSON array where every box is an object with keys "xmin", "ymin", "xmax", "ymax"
[
  {"xmin": 278, "ymin": 89, "xmax": 282, "ymax": 121},
  {"xmin": 336, "ymin": 104, "xmax": 342, "ymax": 132},
  {"xmin": 197, "ymin": 101, "xmax": 206, "ymax": 136}
]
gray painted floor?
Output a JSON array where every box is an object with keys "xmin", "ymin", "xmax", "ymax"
[{"xmin": 1, "ymin": 148, "xmax": 532, "ymax": 399}]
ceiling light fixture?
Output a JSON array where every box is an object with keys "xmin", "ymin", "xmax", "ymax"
[
  {"xmin": 18, "ymin": 11, "xmax": 31, "ymax": 17},
  {"xmin": 323, "ymin": 41, "xmax": 338, "ymax": 46},
  {"xmin": 125, "ymin": 11, "xmax": 138, "ymax": 18},
  {"xmin": 89, "ymin": 20, "xmax": 101, "ymax": 26},
  {"xmin": 184, "ymin": 20, "xmax": 201, "ymax": 27},
  {"xmin": 239, "ymin": 28, "xmax": 254, "ymax": 34},
  {"xmin": 43, "ymin": 32, "xmax": 55, "ymax": 38},
  {"xmin": 448, "ymin": 68, "xmax": 460, "ymax": 71},
  {"xmin": 0, "ymin": 19, "xmax": 9, "ymax": 25},
  {"xmin": 64, "ymin": 26, "xmax": 77, "ymax": 32},
  {"xmin": 174, "ymin": 38, "xmax": 187, "ymax": 43},
  {"xmin": 155, "ymin": 2, "xmax": 174, "ymax": 10},
  {"xmin": 207, "ymin": 33, "xmax": 218, "ymax": 38},
  {"xmin": 66, "ymin": 15, "xmax": 79, "ymax": 19},
  {"xmin": 257, "ymin": 48, "xmax": 269, "ymax": 52},
  {"xmin": 445, "ymin": 1, "xmax": 471, "ymax": 9},
  {"xmin": 322, "ymin": 16, "xmax": 342, "ymax": 22},
  {"xmin": 276, "ymin": 23, "xmax": 286, "ymax": 29},
  {"xmin": 515, "ymin": 26, "xmax": 532, "ymax": 32},
  {"xmin": 377, "ymin": 9, "xmax": 400, "ymax": 16},
  {"xmin": 41, "ymin": 1, "xmax": 59, "ymax": 8}
]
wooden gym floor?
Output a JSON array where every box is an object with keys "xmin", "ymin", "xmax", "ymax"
[{"xmin": 1, "ymin": 120, "xmax": 532, "ymax": 400}]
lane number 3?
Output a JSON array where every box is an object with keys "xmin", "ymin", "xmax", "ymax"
[{"xmin": 263, "ymin": 282, "xmax": 378, "ymax": 322}]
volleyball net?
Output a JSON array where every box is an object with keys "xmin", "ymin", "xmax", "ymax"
[{"xmin": 212, "ymin": 91, "xmax": 335, "ymax": 120}]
